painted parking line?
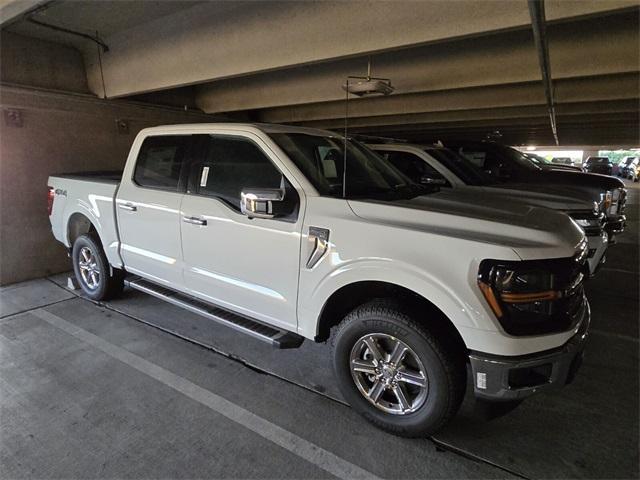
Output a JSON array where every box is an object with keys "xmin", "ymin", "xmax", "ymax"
[
  {"xmin": 590, "ymin": 328, "xmax": 639, "ymax": 343},
  {"xmin": 31, "ymin": 308, "xmax": 381, "ymax": 480},
  {"xmin": 599, "ymin": 267, "xmax": 638, "ymax": 276}
]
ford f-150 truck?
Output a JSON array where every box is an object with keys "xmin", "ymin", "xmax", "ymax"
[
  {"xmin": 368, "ymin": 143, "xmax": 608, "ymax": 276},
  {"xmin": 48, "ymin": 124, "xmax": 590, "ymax": 437}
]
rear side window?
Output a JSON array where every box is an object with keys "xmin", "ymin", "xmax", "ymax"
[
  {"xmin": 133, "ymin": 136, "xmax": 190, "ymax": 190},
  {"xmin": 195, "ymin": 136, "xmax": 283, "ymax": 210}
]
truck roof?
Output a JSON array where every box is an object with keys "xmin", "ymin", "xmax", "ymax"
[{"xmin": 138, "ymin": 123, "xmax": 339, "ymax": 138}]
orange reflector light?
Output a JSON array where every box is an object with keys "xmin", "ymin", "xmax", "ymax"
[
  {"xmin": 500, "ymin": 290, "xmax": 559, "ymax": 303},
  {"xmin": 478, "ymin": 281, "xmax": 504, "ymax": 318}
]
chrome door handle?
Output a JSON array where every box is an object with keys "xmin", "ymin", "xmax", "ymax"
[
  {"xmin": 119, "ymin": 203, "xmax": 137, "ymax": 212},
  {"xmin": 182, "ymin": 216, "xmax": 207, "ymax": 226}
]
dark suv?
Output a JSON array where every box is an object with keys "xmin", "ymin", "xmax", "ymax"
[{"xmin": 584, "ymin": 156, "xmax": 613, "ymax": 175}]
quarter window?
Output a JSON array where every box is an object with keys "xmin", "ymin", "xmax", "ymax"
[{"xmin": 133, "ymin": 136, "xmax": 190, "ymax": 190}]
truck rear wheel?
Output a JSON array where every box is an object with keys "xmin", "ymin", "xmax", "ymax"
[
  {"xmin": 332, "ymin": 299, "xmax": 465, "ymax": 437},
  {"xmin": 72, "ymin": 234, "xmax": 124, "ymax": 301}
]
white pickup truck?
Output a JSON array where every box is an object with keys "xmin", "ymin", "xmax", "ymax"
[
  {"xmin": 48, "ymin": 124, "xmax": 590, "ymax": 437},
  {"xmin": 368, "ymin": 143, "xmax": 608, "ymax": 276}
]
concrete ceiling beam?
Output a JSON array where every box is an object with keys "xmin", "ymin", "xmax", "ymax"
[
  {"xmin": 196, "ymin": 11, "xmax": 639, "ymax": 113},
  {"xmin": 0, "ymin": 0, "xmax": 48, "ymax": 27},
  {"xmin": 254, "ymin": 72, "xmax": 639, "ymax": 124},
  {"xmin": 65, "ymin": 0, "xmax": 636, "ymax": 98},
  {"xmin": 294, "ymin": 99, "xmax": 639, "ymax": 130}
]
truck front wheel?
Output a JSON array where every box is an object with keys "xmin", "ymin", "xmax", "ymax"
[
  {"xmin": 332, "ymin": 300, "xmax": 465, "ymax": 437},
  {"xmin": 72, "ymin": 234, "xmax": 124, "ymax": 301}
]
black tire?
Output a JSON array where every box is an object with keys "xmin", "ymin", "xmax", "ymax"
[
  {"xmin": 332, "ymin": 299, "xmax": 466, "ymax": 437},
  {"xmin": 72, "ymin": 233, "xmax": 124, "ymax": 301}
]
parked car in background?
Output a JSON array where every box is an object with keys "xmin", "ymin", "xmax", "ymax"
[
  {"xmin": 370, "ymin": 143, "xmax": 608, "ymax": 276},
  {"xmin": 552, "ymin": 157, "xmax": 580, "ymax": 168},
  {"xmin": 440, "ymin": 141, "xmax": 627, "ymax": 240},
  {"xmin": 524, "ymin": 153, "xmax": 582, "ymax": 172},
  {"xmin": 48, "ymin": 123, "xmax": 591, "ymax": 437},
  {"xmin": 614, "ymin": 158, "xmax": 628, "ymax": 176},
  {"xmin": 620, "ymin": 156, "xmax": 639, "ymax": 180},
  {"xmin": 583, "ymin": 156, "xmax": 613, "ymax": 176},
  {"xmin": 630, "ymin": 161, "xmax": 640, "ymax": 182}
]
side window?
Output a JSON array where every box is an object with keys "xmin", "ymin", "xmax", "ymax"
[
  {"xmin": 196, "ymin": 136, "xmax": 284, "ymax": 210},
  {"xmin": 458, "ymin": 149, "xmax": 487, "ymax": 169},
  {"xmin": 384, "ymin": 151, "xmax": 445, "ymax": 183},
  {"xmin": 133, "ymin": 136, "xmax": 189, "ymax": 190}
]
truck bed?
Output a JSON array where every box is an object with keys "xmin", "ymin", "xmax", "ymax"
[
  {"xmin": 48, "ymin": 172, "xmax": 122, "ymax": 268},
  {"xmin": 52, "ymin": 170, "xmax": 122, "ymax": 184}
]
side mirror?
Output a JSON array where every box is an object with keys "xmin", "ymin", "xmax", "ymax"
[
  {"xmin": 420, "ymin": 175, "xmax": 447, "ymax": 186},
  {"xmin": 240, "ymin": 188, "xmax": 285, "ymax": 219}
]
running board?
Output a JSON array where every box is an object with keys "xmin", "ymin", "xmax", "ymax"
[{"xmin": 124, "ymin": 277, "xmax": 304, "ymax": 349}]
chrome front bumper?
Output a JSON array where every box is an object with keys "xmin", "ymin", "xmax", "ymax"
[
  {"xmin": 606, "ymin": 214, "xmax": 626, "ymax": 236},
  {"xmin": 468, "ymin": 301, "xmax": 590, "ymax": 401}
]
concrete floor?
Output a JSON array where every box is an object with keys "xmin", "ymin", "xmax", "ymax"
[{"xmin": 1, "ymin": 180, "xmax": 638, "ymax": 479}]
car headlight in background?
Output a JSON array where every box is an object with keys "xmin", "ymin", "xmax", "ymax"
[
  {"xmin": 567, "ymin": 210, "xmax": 605, "ymax": 235},
  {"xmin": 478, "ymin": 245, "xmax": 587, "ymax": 336},
  {"xmin": 601, "ymin": 191, "xmax": 613, "ymax": 213},
  {"xmin": 574, "ymin": 218, "xmax": 599, "ymax": 228}
]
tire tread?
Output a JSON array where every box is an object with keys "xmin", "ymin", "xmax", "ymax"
[{"xmin": 332, "ymin": 298, "xmax": 465, "ymax": 437}]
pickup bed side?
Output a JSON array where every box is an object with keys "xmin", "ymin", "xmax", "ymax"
[{"xmin": 49, "ymin": 172, "xmax": 124, "ymax": 269}]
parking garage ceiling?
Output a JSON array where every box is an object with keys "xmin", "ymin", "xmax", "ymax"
[{"xmin": 2, "ymin": 0, "xmax": 639, "ymax": 147}]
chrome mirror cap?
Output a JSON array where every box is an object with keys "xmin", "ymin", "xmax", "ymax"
[{"xmin": 240, "ymin": 188, "xmax": 285, "ymax": 219}]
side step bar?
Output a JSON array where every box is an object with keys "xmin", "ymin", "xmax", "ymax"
[{"xmin": 124, "ymin": 277, "xmax": 304, "ymax": 349}]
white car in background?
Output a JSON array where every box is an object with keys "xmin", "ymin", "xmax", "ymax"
[{"xmin": 369, "ymin": 143, "xmax": 608, "ymax": 276}]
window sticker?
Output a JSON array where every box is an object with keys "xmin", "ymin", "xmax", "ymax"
[{"xmin": 200, "ymin": 166, "xmax": 210, "ymax": 187}]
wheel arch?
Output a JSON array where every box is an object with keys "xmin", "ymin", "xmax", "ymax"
[
  {"xmin": 316, "ymin": 280, "xmax": 467, "ymax": 355},
  {"xmin": 67, "ymin": 212, "xmax": 98, "ymax": 248}
]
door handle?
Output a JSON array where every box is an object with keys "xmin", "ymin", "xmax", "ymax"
[
  {"xmin": 182, "ymin": 215, "xmax": 207, "ymax": 226},
  {"xmin": 119, "ymin": 203, "xmax": 137, "ymax": 212}
]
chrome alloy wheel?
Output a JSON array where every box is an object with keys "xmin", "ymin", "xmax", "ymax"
[
  {"xmin": 78, "ymin": 246, "xmax": 100, "ymax": 290},
  {"xmin": 349, "ymin": 333, "xmax": 428, "ymax": 415}
]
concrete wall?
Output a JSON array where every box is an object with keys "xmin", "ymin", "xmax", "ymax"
[
  {"xmin": 0, "ymin": 86, "xmax": 216, "ymax": 285},
  {"xmin": 1, "ymin": 31, "xmax": 89, "ymax": 93}
]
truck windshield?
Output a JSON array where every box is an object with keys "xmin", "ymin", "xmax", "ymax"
[
  {"xmin": 270, "ymin": 132, "xmax": 430, "ymax": 200},
  {"xmin": 424, "ymin": 148, "xmax": 495, "ymax": 186},
  {"xmin": 499, "ymin": 145, "xmax": 542, "ymax": 171}
]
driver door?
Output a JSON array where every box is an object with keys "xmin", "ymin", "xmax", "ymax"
[{"xmin": 180, "ymin": 133, "xmax": 304, "ymax": 330}]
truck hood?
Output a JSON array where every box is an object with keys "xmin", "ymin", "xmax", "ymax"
[
  {"xmin": 348, "ymin": 194, "xmax": 584, "ymax": 259},
  {"xmin": 521, "ymin": 169, "xmax": 624, "ymax": 190},
  {"xmin": 476, "ymin": 184, "xmax": 595, "ymax": 211}
]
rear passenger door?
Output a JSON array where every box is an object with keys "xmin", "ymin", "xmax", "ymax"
[
  {"xmin": 180, "ymin": 133, "xmax": 304, "ymax": 330},
  {"xmin": 116, "ymin": 135, "xmax": 192, "ymax": 286}
]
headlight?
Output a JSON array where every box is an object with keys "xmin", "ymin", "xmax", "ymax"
[
  {"xmin": 602, "ymin": 191, "xmax": 613, "ymax": 212},
  {"xmin": 478, "ymin": 249, "xmax": 587, "ymax": 336},
  {"xmin": 612, "ymin": 189, "xmax": 621, "ymax": 201},
  {"xmin": 567, "ymin": 211, "xmax": 604, "ymax": 234},
  {"xmin": 573, "ymin": 218, "xmax": 599, "ymax": 228}
]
